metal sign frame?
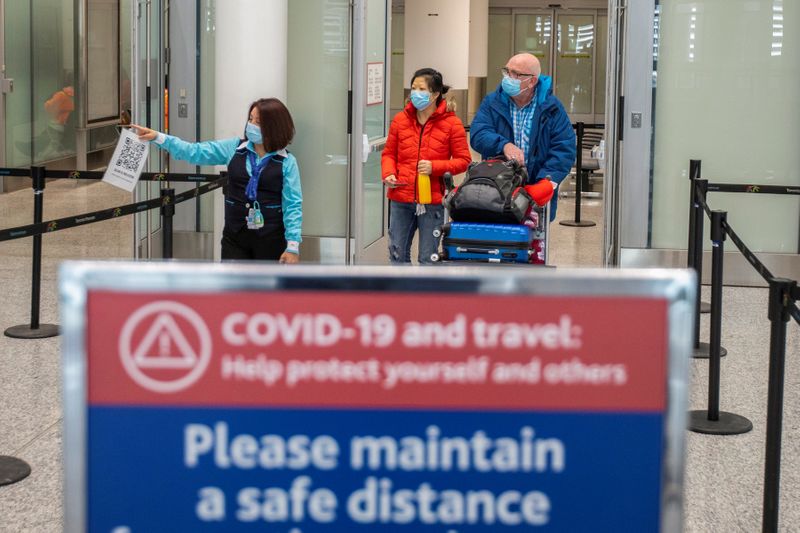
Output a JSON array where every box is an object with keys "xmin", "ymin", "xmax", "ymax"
[{"xmin": 61, "ymin": 262, "xmax": 694, "ymax": 532}]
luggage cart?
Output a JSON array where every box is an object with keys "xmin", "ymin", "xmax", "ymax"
[{"xmin": 430, "ymin": 173, "xmax": 551, "ymax": 265}]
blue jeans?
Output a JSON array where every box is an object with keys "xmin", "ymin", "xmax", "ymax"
[{"xmin": 388, "ymin": 201, "xmax": 444, "ymax": 265}]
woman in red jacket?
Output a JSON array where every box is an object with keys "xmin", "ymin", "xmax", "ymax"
[{"xmin": 381, "ymin": 68, "xmax": 472, "ymax": 264}]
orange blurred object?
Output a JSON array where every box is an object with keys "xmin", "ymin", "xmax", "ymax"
[{"xmin": 524, "ymin": 179, "xmax": 555, "ymax": 206}]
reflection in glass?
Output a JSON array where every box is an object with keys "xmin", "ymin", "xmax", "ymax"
[
  {"xmin": 361, "ymin": 0, "xmax": 388, "ymax": 247},
  {"xmin": 362, "ymin": 150, "xmax": 384, "ymax": 246},
  {"xmin": 556, "ymin": 15, "xmax": 594, "ymax": 115},
  {"xmin": 595, "ymin": 15, "xmax": 608, "ymax": 116},
  {"xmin": 772, "ymin": 0, "xmax": 784, "ymax": 57},
  {"xmin": 288, "ymin": 0, "xmax": 350, "ymax": 237},
  {"xmin": 514, "ymin": 14, "xmax": 552, "ymax": 75},
  {"xmin": 364, "ymin": 0, "xmax": 387, "ymax": 140}
]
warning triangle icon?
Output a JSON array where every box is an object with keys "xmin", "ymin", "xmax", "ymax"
[{"xmin": 132, "ymin": 313, "xmax": 199, "ymax": 369}]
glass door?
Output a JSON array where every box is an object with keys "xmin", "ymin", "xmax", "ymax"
[
  {"xmin": 132, "ymin": 0, "xmax": 165, "ymax": 258},
  {"xmin": 555, "ymin": 12, "xmax": 596, "ymax": 123},
  {"xmin": 513, "ymin": 12, "xmax": 553, "ymax": 76},
  {"xmin": 351, "ymin": 0, "xmax": 390, "ymax": 264}
]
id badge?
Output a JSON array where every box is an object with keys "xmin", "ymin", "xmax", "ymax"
[
  {"xmin": 251, "ymin": 201, "xmax": 264, "ymax": 229},
  {"xmin": 245, "ymin": 208, "xmax": 255, "ymax": 229}
]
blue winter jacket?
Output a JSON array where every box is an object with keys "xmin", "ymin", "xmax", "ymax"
[{"xmin": 470, "ymin": 76, "xmax": 576, "ymax": 220}]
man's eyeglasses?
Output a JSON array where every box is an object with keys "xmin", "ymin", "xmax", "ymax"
[{"xmin": 501, "ymin": 67, "xmax": 536, "ymax": 80}]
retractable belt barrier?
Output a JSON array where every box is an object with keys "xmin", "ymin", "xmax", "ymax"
[
  {"xmin": 559, "ymin": 122, "xmax": 605, "ymax": 228},
  {"xmin": 685, "ymin": 159, "xmax": 799, "ymax": 533},
  {"xmin": 0, "ymin": 165, "xmax": 227, "ymax": 490},
  {"xmin": 1, "ymin": 167, "xmax": 224, "ymax": 183},
  {"xmin": 708, "ymin": 183, "xmax": 800, "ymax": 196},
  {"xmin": 0, "ymin": 177, "xmax": 226, "ymax": 243},
  {"xmin": 2, "ymin": 164, "xmax": 228, "ymax": 344},
  {"xmin": 0, "ymin": 167, "xmax": 32, "ymax": 177}
]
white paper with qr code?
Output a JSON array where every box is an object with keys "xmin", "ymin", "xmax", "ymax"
[{"xmin": 102, "ymin": 129, "xmax": 149, "ymax": 192}]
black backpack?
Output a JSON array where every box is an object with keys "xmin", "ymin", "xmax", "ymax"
[{"xmin": 444, "ymin": 158, "xmax": 532, "ymax": 224}]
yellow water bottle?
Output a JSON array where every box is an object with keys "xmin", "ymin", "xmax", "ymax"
[{"xmin": 417, "ymin": 173, "xmax": 432, "ymax": 204}]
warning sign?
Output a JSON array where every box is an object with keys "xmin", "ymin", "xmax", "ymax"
[
  {"xmin": 62, "ymin": 264, "xmax": 693, "ymax": 532},
  {"xmin": 117, "ymin": 300, "xmax": 212, "ymax": 393}
]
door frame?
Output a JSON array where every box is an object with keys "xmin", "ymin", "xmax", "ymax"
[
  {"xmin": 510, "ymin": 9, "xmax": 557, "ymax": 86},
  {"xmin": 511, "ymin": 7, "xmax": 606, "ymax": 124},
  {"xmin": 350, "ymin": 0, "xmax": 391, "ymax": 265},
  {"xmin": 0, "ymin": 0, "xmax": 6, "ymax": 172},
  {"xmin": 131, "ymin": 0, "xmax": 166, "ymax": 259}
]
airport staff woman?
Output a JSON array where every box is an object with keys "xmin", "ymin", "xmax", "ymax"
[{"xmin": 132, "ymin": 98, "xmax": 302, "ymax": 263}]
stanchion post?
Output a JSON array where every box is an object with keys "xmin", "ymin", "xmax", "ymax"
[
  {"xmin": 708, "ymin": 210, "xmax": 725, "ymax": 420},
  {"xmin": 689, "ymin": 210, "xmax": 751, "ymax": 435},
  {"xmin": 762, "ymin": 277, "xmax": 796, "ymax": 533},
  {"xmin": 161, "ymin": 187, "xmax": 175, "ymax": 259},
  {"xmin": 575, "ymin": 121, "xmax": 584, "ymax": 223},
  {"xmin": 4, "ymin": 166, "xmax": 59, "ymax": 339},
  {"xmin": 693, "ymin": 179, "xmax": 706, "ymax": 349},
  {"xmin": 687, "ymin": 161, "xmax": 699, "ymax": 272},
  {"xmin": 691, "ymin": 178, "xmax": 724, "ymax": 358},
  {"xmin": 30, "ymin": 166, "xmax": 45, "ymax": 330},
  {"xmin": 560, "ymin": 122, "xmax": 596, "ymax": 228},
  {"xmin": 688, "ymin": 160, "xmax": 711, "ymax": 314}
]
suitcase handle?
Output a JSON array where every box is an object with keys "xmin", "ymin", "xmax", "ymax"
[{"xmin": 456, "ymin": 247, "xmax": 499, "ymax": 255}]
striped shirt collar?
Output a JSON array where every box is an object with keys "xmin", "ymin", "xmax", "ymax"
[{"xmin": 510, "ymin": 97, "xmax": 537, "ymax": 161}]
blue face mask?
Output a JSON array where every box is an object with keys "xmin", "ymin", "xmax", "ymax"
[
  {"xmin": 410, "ymin": 90, "xmax": 431, "ymax": 110},
  {"xmin": 502, "ymin": 75, "xmax": 523, "ymax": 97},
  {"xmin": 503, "ymin": 76, "xmax": 530, "ymax": 96},
  {"xmin": 245, "ymin": 123, "xmax": 263, "ymax": 145}
]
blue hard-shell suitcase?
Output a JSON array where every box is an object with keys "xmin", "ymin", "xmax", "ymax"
[{"xmin": 436, "ymin": 223, "xmax": 532, "ymax": 263}]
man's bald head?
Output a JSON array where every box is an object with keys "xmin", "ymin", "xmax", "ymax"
[
  {"xmin": 507, "ymin": 53, "xmax": 541, "ymax": 77},
  {"xmin": 503, "ymin": 53, "xmax": 541, "ymax": 104}
]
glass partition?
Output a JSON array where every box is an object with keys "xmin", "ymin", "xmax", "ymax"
[
  {"xmin": 487, "ymin": 8, "xmax": 606, "ymax": 122},
  {"xmin": 595, "ymin": 14, "xmax": 608, "ymax": 115},
  {"xmin": 555, "ymin": 13, "xmax": 594, "ymax": 115},
  {"xmin": 651, "ymin": 0, "xmax": 799, "ymax": 253},
  {"xmin": 4, "ymin": 0, "xmax": 32, "ymax": 168},
  {"xmin": 31, "ymin": 0, "xmax": 76, "ymax": 164},
  {"xmin": 362, "ymin": 150, "xmax": 384, "ymax": 246},
  {"xmin": 360, "ymin": 0, "xmax": 388, "ymax": 248},
  {"xmin": 364, "ymin": 0, "xmax": 387, "ymax": 141},
  {"xmin": 514, "ymin": 13, "xmax": 552, "ymax": 75},
  {"xmin": 487, "ymin": 12, "xmax": 512, "ymax": 91},
  {"xmin": 390, "ymin": 11, "xmax": 405, "ymax": 117},
  {"xmin": 287, "ymin": 0, "xmax": 350, "ymax": 238},
  {"xmin": 87, "ymin": 0, "xmax": 119, "ymax": 123}
]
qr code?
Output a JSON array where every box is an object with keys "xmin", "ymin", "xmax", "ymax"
[{"xmin": 116, "ymin": 137, "xmax": 147, "ymax": 172}]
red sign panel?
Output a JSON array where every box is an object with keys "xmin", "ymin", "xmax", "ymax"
[{"xmin": 87, "ymin": 291, "xmax": 668, "ymax": 412}]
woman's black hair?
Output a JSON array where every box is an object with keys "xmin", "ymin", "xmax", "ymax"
[
  {"xmin": 410, "ymin": 68, "xmax": 450, "ymax": 105},
  {"xmin": 245, "ymin": 98, "xmax": 295, "ymax": 152}
]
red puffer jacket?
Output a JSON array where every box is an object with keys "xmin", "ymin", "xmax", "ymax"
[{"xmin": 381, "ymin": 100, "xmax": 472, "ymax": 204}]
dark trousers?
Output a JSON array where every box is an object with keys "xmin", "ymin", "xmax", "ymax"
[{"xmin": 221, "ymin": 226, "xmax": 286, "ymax": 260}]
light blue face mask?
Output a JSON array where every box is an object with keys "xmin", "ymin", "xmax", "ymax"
[
  {"xmin": 410, "ymin": 90, "xmax": 431, "ymax": 110},
  {"xmin": 245, "ymin": 123, "xmax": 263, "ymax": 145},
  {"xmin": 502, "ymin": 75, "xmax": 524, "ymax": 97}
]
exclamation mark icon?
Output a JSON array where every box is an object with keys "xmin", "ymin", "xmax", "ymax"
[{"xmin": 159, "ymin": 331, "xmax": 170, "ymax": 358}]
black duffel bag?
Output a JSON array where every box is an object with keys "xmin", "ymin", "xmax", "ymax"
[{"xmin": 443, "ymin": 158, "xmax": 533, "ymax": 224}]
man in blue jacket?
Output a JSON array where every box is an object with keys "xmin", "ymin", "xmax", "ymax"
[{"xmin": 471, "ymin": 53, "xmax": 576, "ymax": 220}]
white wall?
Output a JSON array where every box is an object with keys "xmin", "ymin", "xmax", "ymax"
[
  {"xmin": 469, "ymin": 0, "xmax": 489, "ymax": 77},
  {"xmin": 214, "ymin": 0, "xmax": 288, "ymax": 139},
  {"xmin": 212, "ymin": 0, "xmax": 288, "ymax": 259},
  {"xmin": 404, "ymin": 0, "xmax": 470, "ymax": 89}
]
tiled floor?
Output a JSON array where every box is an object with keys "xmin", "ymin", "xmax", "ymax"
[{"xmin": 0, "ymin": 179, "xmax": 798, "ymax": 531}]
